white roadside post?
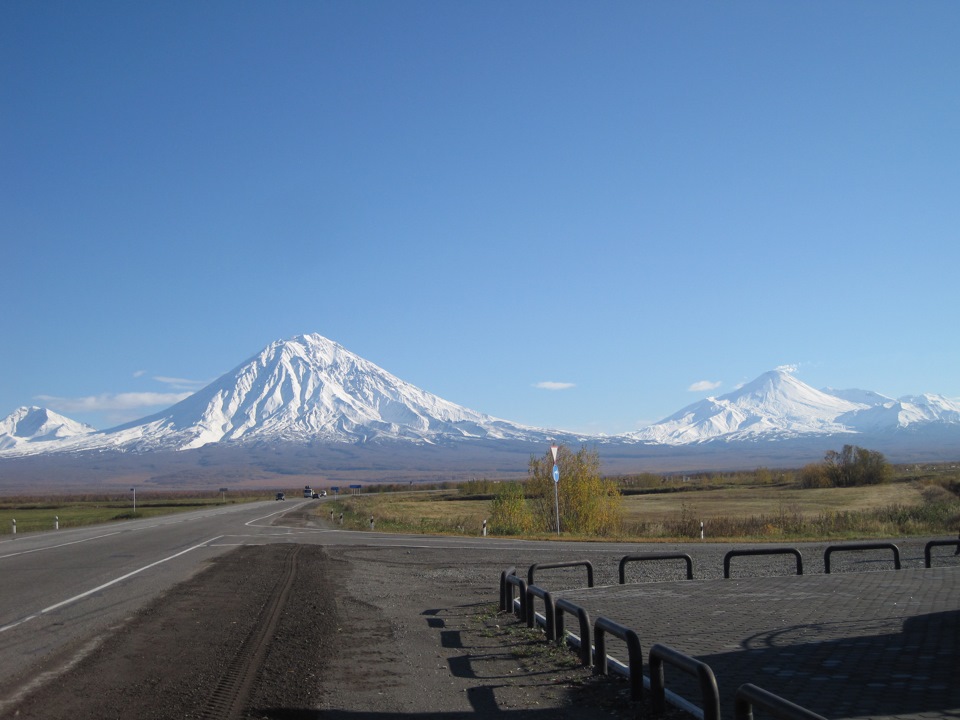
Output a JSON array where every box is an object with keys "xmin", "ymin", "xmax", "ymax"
[
  {"xmin": 551, "ymin": 444, "xmax": 560, "ymax": 535},
  {"xmin": 131, "ymin": 487, "xmax": 136, "ymax": 513}
]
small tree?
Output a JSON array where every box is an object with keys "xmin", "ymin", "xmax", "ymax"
[
  {"xmin": 823, "ymin": 444, "xmax": 893, "ymax": 487},
  {"xmin": 488, "ymin": 482, "xmax": 534, "ymax": 535},
  {"xmin": 526, "ymin": 445, "xmax": 622, "ymax": 536}
]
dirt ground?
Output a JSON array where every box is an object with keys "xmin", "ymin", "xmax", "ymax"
[{"xmin": 0, "ymin": 532, "xmax": 654, "ymax": 719}]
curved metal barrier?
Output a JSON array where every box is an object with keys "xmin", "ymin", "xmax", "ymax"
[
  {"xmin": 650, "ymin": 643, "xmax": 721, "ymax": 720},
  {"xmin": 723, "ymin": 548, "xmax": 803, "ymax": 578},
  {"xmin": 525, "ymin": 584, "xmax": 556, "ymax": 637},
  {"xmin": 499, "ymin": 567, "xmax": 516, "ymax": 612},
  {"xmin": 503, "ymin": 573, "xmax": 528, "ymax": 621},
  {"xmin": 619, "ymin": 552, "xmax": 694, "ymax": 583},
  {"xmin": 924, "ymin": 539, "xmax": 960, "ymax": 568},
  {"xmin": 527, "ymin": 560, "xmax": 594, "ymax": 588},
  {"xmin": 555, "ymin": 598, "xmax": 592, "ymax": 666},
  {"xmin": 735, "ymin": 683, "xmax": 827, "ymax": 720},
  {"xmin": 594, "ymin": 616, "xmax": 644, "ymax": 700},
  {"xmin": 823, "ymin": 542, "xmax": 900, "ymax": 573}
]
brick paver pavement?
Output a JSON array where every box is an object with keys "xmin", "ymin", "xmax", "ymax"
[{"xmin": 554, "ymin": 567, "xmax": 959, "ymax": 720}]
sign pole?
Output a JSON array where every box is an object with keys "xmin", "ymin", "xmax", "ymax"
[{"xmin": 550, "ymin": 444, "xmax": 560, "ymax": 535}]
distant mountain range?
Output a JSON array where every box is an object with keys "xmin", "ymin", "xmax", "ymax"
[{"xmin": 1, "ymin": 334, "xmax": 958, "ymax": 484}]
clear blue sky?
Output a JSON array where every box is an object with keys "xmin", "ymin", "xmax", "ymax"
[{"xmin": 2, "ymin": 1, "xmax": 958, "ymax": 434}]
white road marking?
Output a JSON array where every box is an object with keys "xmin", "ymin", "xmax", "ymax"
[
  {"xmin": 0, "ymin": 531, "xmax": 123, "ymax": 561},
  {"xmin": 0, "ymin": 535, "xmax": 224, "ymax": 634}
]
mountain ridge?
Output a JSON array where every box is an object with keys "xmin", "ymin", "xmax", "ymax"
[{"xmin": 2, "ymin": 334, "xmax": 958, "ymax": 462}]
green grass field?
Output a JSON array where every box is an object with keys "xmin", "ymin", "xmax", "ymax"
[{"xmin": 0, "ymin": 493, "xmax": 266, "ymax": 535}]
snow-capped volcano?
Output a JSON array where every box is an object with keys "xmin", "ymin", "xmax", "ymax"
[
  {"xmin": 627, "ymin": 369, "xmax": 960, "ymax": 445},
  {"xmin": 0, "ymin": 406, "xmax": 95, "ymax": 451},
  {"xmin": 1, "ymin": 334, "xmax": 555, "ymax": 455},
  {"xmin": 626, "ymin": 370, "xmax": 863, "ymax": 444}
]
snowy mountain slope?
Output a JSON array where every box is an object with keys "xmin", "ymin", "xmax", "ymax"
[
  {"xmin": 624, "ymin": 370, "xmax": 960, "ymax": 445},
  {"xmin": 0, "ymin": 407, "xmax": 95, "ymax": 451},
  {"xmin": 625, "ymin": 370, "xmax": 867, "ymax": 444},
  {"xmin": 0, "ymin": 334, "xmax": 561, "ymax": 456},
  {"xmin": 1, "ymin": 335, "xmax": 958, "ymax": 459}
]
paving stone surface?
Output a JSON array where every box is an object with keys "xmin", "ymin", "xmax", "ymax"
[{"xmin": 550, "ymin": 565, "xmax": 960, "ymax": 720}]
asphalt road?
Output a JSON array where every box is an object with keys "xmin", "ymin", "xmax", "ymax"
[{"xmin": 0, "ymin": 496, "xmax": 646, "ymax": 703}]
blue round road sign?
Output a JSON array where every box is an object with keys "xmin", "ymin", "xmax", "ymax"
[{"xmin": 552, "ymin": 464, "xmax": 560, "ymax": 483}]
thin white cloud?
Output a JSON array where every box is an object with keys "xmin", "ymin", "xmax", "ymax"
[
  {"xmin": 775, "ymin": 364, "xmax": 799, "ymax": 374},
  {"xmin": 36, "ymin": 392, "xmax": 193, "ymax": 413},
  {"xmin": 688, "ymin": 380, "xmax": 722, "ymax": 392},
  {"xmin": 132, "ymin": 369, "xmax": 147, "ymax": 378},
  {"xmin": 534, "ymin": 381, "xmax": 575, "ymax": 391},
  {"xmin": 153, "ymin": 376, "xmax": 210, "ymax": 391}
]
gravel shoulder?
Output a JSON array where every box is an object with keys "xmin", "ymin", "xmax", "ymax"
[
  {"xmin": 4, "ymin": 504, "xmax": 948, "ymax": 720},
  {"xmin": 0, "ymin": 523, "xmax": 642, "ymax": 719}
]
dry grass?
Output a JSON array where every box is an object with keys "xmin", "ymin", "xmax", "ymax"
[{"xmin": 620, "ymin": 482, "xmax": 925, "ymax": 525}]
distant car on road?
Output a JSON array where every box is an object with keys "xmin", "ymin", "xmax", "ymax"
[
  {"xmin": 275, "ymin": 492, "xmax": 285, "ymax": 501},
  {"xmin": 311, "ymin": 492, "xmax": 320, "ymax": 499}
]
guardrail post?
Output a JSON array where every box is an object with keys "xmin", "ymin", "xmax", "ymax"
[
  {"xmin": 504, "ymin": 574, "xmax": 528, "ymax": 621},
  {"xmin": 528, "ymin": 560, "xmax": 594, "ymax": 588},
  {"xmin": 824, "ymin": 542, "xmax": 901, "ymax": 573},
  {"xmin": 594, "ymin": 616, "xmax": 643, "ymax": 700},
  {"xmin": 555, "ymin": 598, "xmax": 592, "ymax": 666},
  {"xmin": 723, "ymin": 548, "xmax": 803, "ymax": 578},
  {"xmin": 499, "ymin": 567, "xmax": 517, "ymax": 612},
  {"xmin": 650, "ymin": 643, "xmax": 720, "ymax": 720},
  {"xmin": 924, "ymin": 539, "xmax": 960, "ymax": 567}
]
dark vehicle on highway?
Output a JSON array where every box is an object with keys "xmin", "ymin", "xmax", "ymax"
[{"xmin": 275, "ymin": 492, "xmax": 285, "ymax": 501}]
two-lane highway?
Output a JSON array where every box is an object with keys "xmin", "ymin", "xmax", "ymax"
[{"xmin": 0, "ymin": 499, "xmax": 322, "ymax": 698}]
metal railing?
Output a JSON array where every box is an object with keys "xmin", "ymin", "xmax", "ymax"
[
  {"xmin": 924, "ymin": 539, "xmax": 960, "ymax": 568},
  {"xmin": 555, "ymin": 597, "xmax": 592, "ymax": 666},
  {"xmin": 527, "ymin": 560, "xmax": 594, "ymax": 588},
  {"xmin": 594, "ymin": 616, "xmax": 644, "ymax": 700},
  {"xmin": 723, "ymin": 548, "xmax": 803, "ymax": 578},
  {"xmin": 650, "ymin": 643, "xmax": 721, "ymax": 720},
  {"xmin": 823, "ymin": 542, "xmax": 900, "ymax": 573}
]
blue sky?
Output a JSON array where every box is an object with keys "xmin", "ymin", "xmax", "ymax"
[{"xmin": 2, "ymin": 1, "xmax": 958, "ymax": 434}]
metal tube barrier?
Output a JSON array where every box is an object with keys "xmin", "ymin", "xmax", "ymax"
[
  {"xmin": 619, "ymin": 553, "xmax": 694, "ymax": 583},
  {"xmin": 499, "ymin": 567, "xmax": 517, "ymax": 612},
  {"xmin": 593, "ymin": 616, "xmax": 644, "ymax": 701},
  {"xmin": 525, "ymin": 585, "xmax": 556, "ymax": 638},
  {"xmin": 924, "ymin": 539, "xmax": 960, "ymax": 568},
  {"xmin": 734, "ymin": 683, "xmax": 827, "ymax": 720},
  {"xmin": 504, "ymin": 574, "xmax": 528, "ymax": 621},
  {"xmin": 650, "ymin": 643, "xmax": 721, "ymax": 720},
  {"xmin": 555, "ymin": 598, "xmax": 592, "ymax": 666},
  {"xmin": 527, "ymin": 560, "xmax": 594, "ymax": 588},
  {"xmin": 823, "ymin": 542, "xmax": 900, "ymax": 574},
  {"xmin": 723, "ymin": 548, "xmax": 803, "ymax": 579}
]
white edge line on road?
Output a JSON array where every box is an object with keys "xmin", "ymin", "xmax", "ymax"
[
  {"xmin": 0, "ymin": 535, "xmax": 224, "ymax": 634},
  {"xmin": 0, "ymin": 531, "xmax": 124, "ymax": 561},
  {"xmin": 245, "ymin": 501, "xmax": 312, "ymax": 527}
]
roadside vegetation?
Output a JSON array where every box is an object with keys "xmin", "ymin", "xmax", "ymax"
[
  {"xmin": 0, "ymin": 490, "xmax": 266, "ymax": 535},
  {"xmin": 323, "ymin": 445, "xmax": 960, "ymax": 542}
]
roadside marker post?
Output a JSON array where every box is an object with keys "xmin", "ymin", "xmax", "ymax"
[{"xmin": 550, "ymin": 444, "xmax": 560, "ymax": 535}]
